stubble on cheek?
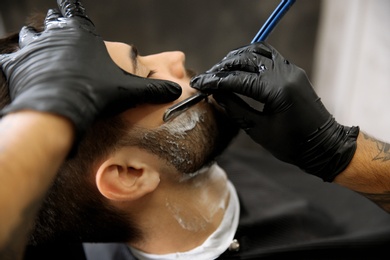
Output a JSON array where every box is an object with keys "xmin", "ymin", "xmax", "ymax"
[{"xmin": 137, "ymin": 101, "xmax": 239, "ymax": 175}]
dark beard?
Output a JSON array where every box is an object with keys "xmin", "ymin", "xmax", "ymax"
[{"xmin": 132, "ymin": 100, "xmax": 239, "ymax": 174}]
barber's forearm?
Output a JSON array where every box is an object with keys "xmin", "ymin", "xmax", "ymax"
[
  {"xmin": 334, "ymin": 132, "xmax": 390, "ymax": 212},
  {"xmin": 0, "ymin": 111, "xmax": 74, "ymax": 259}
]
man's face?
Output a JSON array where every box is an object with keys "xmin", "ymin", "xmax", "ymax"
[
  {"xmin": 104, "ymin": 41, "xmax": 238, "ymax": 175},
  {"xmin": 105, "ymin": 41, "xmax": 197, "ymax": 128}
]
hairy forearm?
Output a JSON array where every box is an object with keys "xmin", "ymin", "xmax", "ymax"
[
  {"xmin": 0, "ymin": 111, "xmax": 74, "ymax": 259},
  {"xmin": 334, "ymin": 132, "xmax": 390, "ymax": 212}
]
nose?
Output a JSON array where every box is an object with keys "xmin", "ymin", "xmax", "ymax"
[{"xmin": 143, "ymin": 51, "xmax": 186, "ymax": 79}]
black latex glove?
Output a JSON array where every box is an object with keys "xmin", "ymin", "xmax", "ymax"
[
  {"xmin": 0, "ymin": 0, "xmax": 181, "ymax": 139},
  {"xmin": 191, "ymin": 42, "xmax": 359, "ymax": 182}
]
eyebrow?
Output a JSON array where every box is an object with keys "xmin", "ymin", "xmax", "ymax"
[{"xmin": 129, "ymin": 44, "xmax": 139, "ymax": 73}]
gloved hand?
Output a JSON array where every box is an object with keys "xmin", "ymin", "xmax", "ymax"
[
  {"xmin": 191, "ymin": 42, "xmax": 359, "ymax": 182},
  {"xmin": 0, "ymin": 0, "xmax": 181, "ymax": 139}
]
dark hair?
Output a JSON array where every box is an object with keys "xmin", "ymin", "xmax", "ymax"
[{"xmin": 0, "ymin": 14, "xmax": 142, "ymax": 245}]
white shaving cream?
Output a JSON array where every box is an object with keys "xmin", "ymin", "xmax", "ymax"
[{"xmin": 166, "ymin": 164, "xmax": 229, "ymax": 232}]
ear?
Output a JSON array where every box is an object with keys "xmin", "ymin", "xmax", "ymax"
[{"xmin": 95, "ymin": 147, "xmax": 161, "ymax": 201}]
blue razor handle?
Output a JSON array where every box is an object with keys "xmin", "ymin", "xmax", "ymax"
[{"xmin": 252, "ymin": 0, "xmax": 296, "ymax": 43}]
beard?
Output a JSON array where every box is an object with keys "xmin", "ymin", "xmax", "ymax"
[{"xmin": 128, "ymin": 99, "xmax": 240, "ymax": 175}]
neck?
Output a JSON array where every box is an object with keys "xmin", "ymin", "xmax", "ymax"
[{"xmin": 129, "ymin": 164, "xmax": 229, "ymax": 254}]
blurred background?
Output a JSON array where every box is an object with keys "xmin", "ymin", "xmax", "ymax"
[
  {"xmin": 0, "ymin": 0, "xmax": 320, "ymax": 79},
  {"xmin": 1, "ymin": 0, "xmax": 390, "ymax": 232}
]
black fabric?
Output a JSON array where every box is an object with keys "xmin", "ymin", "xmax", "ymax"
[
  {"xmin": 216, "ymin": 133, "xmax": 390, "ymax": 259},
  {"xmin": 24, "ymin": 243, "xmax": 87, "ymax": 260}
]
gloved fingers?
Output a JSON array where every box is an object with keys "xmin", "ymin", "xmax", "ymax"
[
  {"xmin": 191, "ymin": 70, "xmax": 267, "ymax": 102},
  {"xmin": 205, "ymin": 56, "xmax": 259, "ymax": 74},
  {"xmin": 212, "ymin": 92, "xmax": 262, "ymax": 130},
  {"xmin": 138, "ymin": 78, "xmax": 182, "ymax": 104},
  {"xmin": 18, "ymin": 26, "xmax": 40, "ymax": 49},
  {"xmin": 222, "ymin": 42, "xmax": 293, "ymax": 72},
  {"xmin": 117, "ymin": 75, "xmax": 182, "ymax": 105},
  {"xmin": 101, "ymin": 78, "xmax": 181, "ymax": 117},
  {"xmin": 204, "ymin": 44, "xmax": 272, "ymax": 75},
  {"xmin": 264, "ymin": 42, "xmax": 291, "ymax": 67},
  {"xmin": 252, "ymin": 43, "xmax": 272, "ymax": 59},
  {"xmin": 208, "ymin": 55, "xmax": 272, "ymax": 75},
  {"xmin": 58, "ymin": 0, "xmax": 86, "ymax": 18},
  {"xmin": 45, "ymin": 8, "xmax": 62, "ymax": 22},
  {"xmin": 44, "ymin": 8, "xmax": 62, "ymax": 30},
  {"xmin": 57, "ymin": 0, "xmax": 94, "ymax": 26},
  {"xmin": 0, "ymin": 53, "xmax": 11, "ymax": 69},
  {"xmin": 226, "ymin": 42, "xmax": 272, "ymax": 60}
]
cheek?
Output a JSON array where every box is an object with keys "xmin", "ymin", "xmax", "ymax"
[
  {"xmin": 179, "ymin": 81, "xmax": 196, "ymax": 99},
  {"xmin": 123, "ymin": 104, "xmax": 168, "ymax": 128}
]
